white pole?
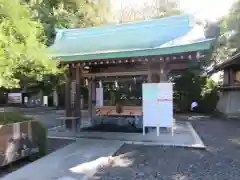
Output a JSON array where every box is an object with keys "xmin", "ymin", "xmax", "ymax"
[{"xmin": 157, "ymin": 124, "xmax": 160, "ymax": 136}]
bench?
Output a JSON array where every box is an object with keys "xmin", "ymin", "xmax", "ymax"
[{"xmin": 57, "ymin": 116, "xmax": 80, "ymax": 132}]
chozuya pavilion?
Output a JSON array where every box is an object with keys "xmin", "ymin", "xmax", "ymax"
[{"xmin": 49, "ymin": 15, "xmax": 216, "ymax": 131}]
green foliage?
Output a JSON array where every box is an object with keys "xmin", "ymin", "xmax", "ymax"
[
  {"xmin": 35, "ymin": 121, "xmax": 47, "ymax": 156},
  {"xmin": 199, "ymin": 79, "xmax": 219, "ymax": 113},
  {"xmin": 24, "ymin": 0, "xmax": 111, "ymax": 45},
  {"xmin": 173, "ymin": 71, "xmax": 205, "ymax": 112},
  {"xmin": 211, "ymin": 0, "xmax": 240, "ymax": 66},
  {"xmin": 227, "ymin": 0, "xmax": 240, "ymax": 42},
  {"xmin": 0, "ymin": 0, "xmax": 60, "ymax": 89},
  {"xmin": 173, "ymin": 70, "xmax": 219, "ymax": 113},
  {"xmin": 16, "ymin": 0, "xmax": 111, "ymax": 94},
  {"xmin": 0, "ymin": 111, "xmax": 32, "ymax": 125},
  {"xmin": 115, "ymin": 0, "xmax": 183, "ymax": 23},
  {"xmin": 70, "ymin": 0, "xmax": 111, "ymax": 28}
]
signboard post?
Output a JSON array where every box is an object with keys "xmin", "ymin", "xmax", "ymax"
[{"xmin": 142, "ymin": 83, "xmax": 174, "ymax": 136}]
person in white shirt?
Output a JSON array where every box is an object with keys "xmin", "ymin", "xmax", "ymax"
[{"xmin": 191, "ymin": 101, "xmax": 198, "ymax": 111}]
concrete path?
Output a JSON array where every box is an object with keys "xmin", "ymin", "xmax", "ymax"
[
  {"xmin": 49, "ymin": 122, "xmax": 205, "ymax": 149},
  {"xmin": 1, "ymin": 139, "xmax": 123, "ymax": 180}
]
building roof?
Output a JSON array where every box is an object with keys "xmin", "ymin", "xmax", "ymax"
[
  {"xmin": 214, "ymin": 53, "xmax": 240, "ymax": 71},
  {"xmin": 49, "ymin": 15, "xmax": 215, "ymax": 62}
]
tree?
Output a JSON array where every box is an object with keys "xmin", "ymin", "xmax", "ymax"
[
  {"xmin": 24, "ymin": 0, "xmax": 111, "ymax": 46},
  {"xmin": 115, "ymin": 0, "xmax": 183, "ymax": 23},
  {"xmin": 0, "ymin": 0, "xmax": 59, "ymax": 88},
  {"xmin": 210, "ymin": 0, "xmax": 240, "ymax": 66},
  {"xmin": 226, "ymin": 0, "xmax": 240, "ymax": 52},
  {"xmin": 18, "ymin": 0, "xmax": 111, "ymax": 97},
  {"xmin": 172, "ymin": 70, "xmax": 219, "ymax": 113},
  {"xmin": 70, "ymin": 0, "xmax": 111, "ymax": 28}
]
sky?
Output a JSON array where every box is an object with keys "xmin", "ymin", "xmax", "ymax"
[
  {"xmin": 180, "ymin": 0, "xmax": 235, "ymax": 21},
  {"xmin": 111, "ymin": 0, "xmax": 236, "ymax": 21}
]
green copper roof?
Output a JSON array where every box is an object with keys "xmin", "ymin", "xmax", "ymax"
[
  {"xmin": 49, "ymin": 15, "xmax": 214, "ymax": 62},
  {"xmin": 56, "ymin": 40, "xmax": 213, "ymax": 61}
]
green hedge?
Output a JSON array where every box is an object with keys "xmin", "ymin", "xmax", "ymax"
[
  {"xmin": 0, "ymin": 111, "xmax": 32, "ymax": 125},
  {"xmin": 173, "ymin": 71, "xmax": 219, "ymax": 114},
  {"xmin": 36, "ymin": 121, "xmax": 47, "ymax": 156}
]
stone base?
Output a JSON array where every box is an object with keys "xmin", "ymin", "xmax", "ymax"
[
  {"xmin": 91, "ymin": 116, "xmax": 143, "ymax": 129},
  {"xmin": 217, "ymin": 90, "xmax": 240, "ymax": 116}
]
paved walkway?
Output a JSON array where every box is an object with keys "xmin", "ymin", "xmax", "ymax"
[
  {"xmin": 1, "ymin": 139, "xmax": 123, "ymax": 180},
  {"xmin": 48, "ymin": 121, "xmax": 204, "ymax": 148}
]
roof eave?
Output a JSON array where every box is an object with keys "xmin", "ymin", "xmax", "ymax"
[
  {"xmin": 50, "ymin": 39, "xmax": 214, "ymax": 62},
  {"xmin": 214, "ymin": 52, "xmax": 240, "ymax": 71}
]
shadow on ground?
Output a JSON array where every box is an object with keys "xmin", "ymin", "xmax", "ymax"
[{"xmin": 89, "ymin": 119, "xmax": 240, "ymax": 180}]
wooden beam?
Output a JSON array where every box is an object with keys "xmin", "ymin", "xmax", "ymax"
[
  {"xmin": 82, "ymin": 71, "xmax": 148, "ymax": 78},
  {"xmin": 100, "ymin": 76, "xmax": 145, "ymax": 82},
  {"xmin": 169, "ymin": 63, "xmax": 189, "ymax": 70}
]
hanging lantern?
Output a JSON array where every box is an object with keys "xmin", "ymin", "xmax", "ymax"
[
  {"xmin": 133, "ymin": 77, "xmax": 136, "ymax": 84},
  {"xmin": 114, "ymin": 80, "xmax": 118, "ymax": 88},
  {"xmin": 85, "ymin": 79, "xmax": 88, "ymax": 87},
  {"xmin": 129, "ymin": 85, "xmax": 132, "ymax": 92},
  {"xmin": 99, "ymin": 80, "xmax": 102, "ymax": 88},
  {"xmin": 196, "ymin": 52, "xmax": 201, "ymax": 60},
  {"xmin": 107, "ymin": 84, "xmax": 110, "ymax": 91}
]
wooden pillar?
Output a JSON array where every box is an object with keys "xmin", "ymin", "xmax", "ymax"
[
  {"xmin": 88, "ymin": 77, "xmax": 96, "ymax": 120},
  {"xmin": 223, "ymin": 69, "xmax": 229, "ymax": 85},
  {"xmin": 229, "ymin": 68, "xmax": 234, "ymax": 85},
  {"xmin": 75, "ymin": 64, "xmax": 81, "ymax": 129},
  {"xmin": 65, "ymin": 65, "xmax": 71, "ymax": 129},
  {"xmin": 147, "ymin": 61, "xmax": 152, "ymax": 83},
  {"xmin": 53, "ymin": 88, "xmax": 59, "ymax": 107},
  {"xmin": 91, "ymin": 79, "xmax": 96, "ymax": 118},
  {"xmin": 159, "ymin": 61, "xmax": 168, "ymax": 82},
  {"xmin": 88, "ymin": 78, "xmax": 93, "ymax": 120}
]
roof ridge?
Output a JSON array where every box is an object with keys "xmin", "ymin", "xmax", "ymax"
[
  {"xmin": 57, "ymin": 14, "xmax": 189, "ymax": 33},
  {"xmin": 62, "ymin": 23, "xmax": 192, "ymax": 40}
]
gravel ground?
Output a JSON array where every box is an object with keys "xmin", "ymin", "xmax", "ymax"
[
  {"xmin": 91, "ymin": 119, "xmax": 240, "ymax": 180},
  {"xmin": 0, "ymin": 138, "xmax": 75, "ymax": 178}
]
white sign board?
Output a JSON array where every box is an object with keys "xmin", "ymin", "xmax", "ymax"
[
  {"xmin": 157, "ymin": 83, "xmax": 173, "ymax": 128},
  {"xmin": 8, "ymin": 93, "xmax": 22, "ymax": 104},
  {"xmin": 96, "ymin": 88, "xmax": 103, "ymax": 107},
  {"xmin": 142, "ymin": 83, "xmax": 158, "ymax": 127},
  {"xmin": 142, "ymin": 83, "xmax": 174, "ymax": 135}
]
